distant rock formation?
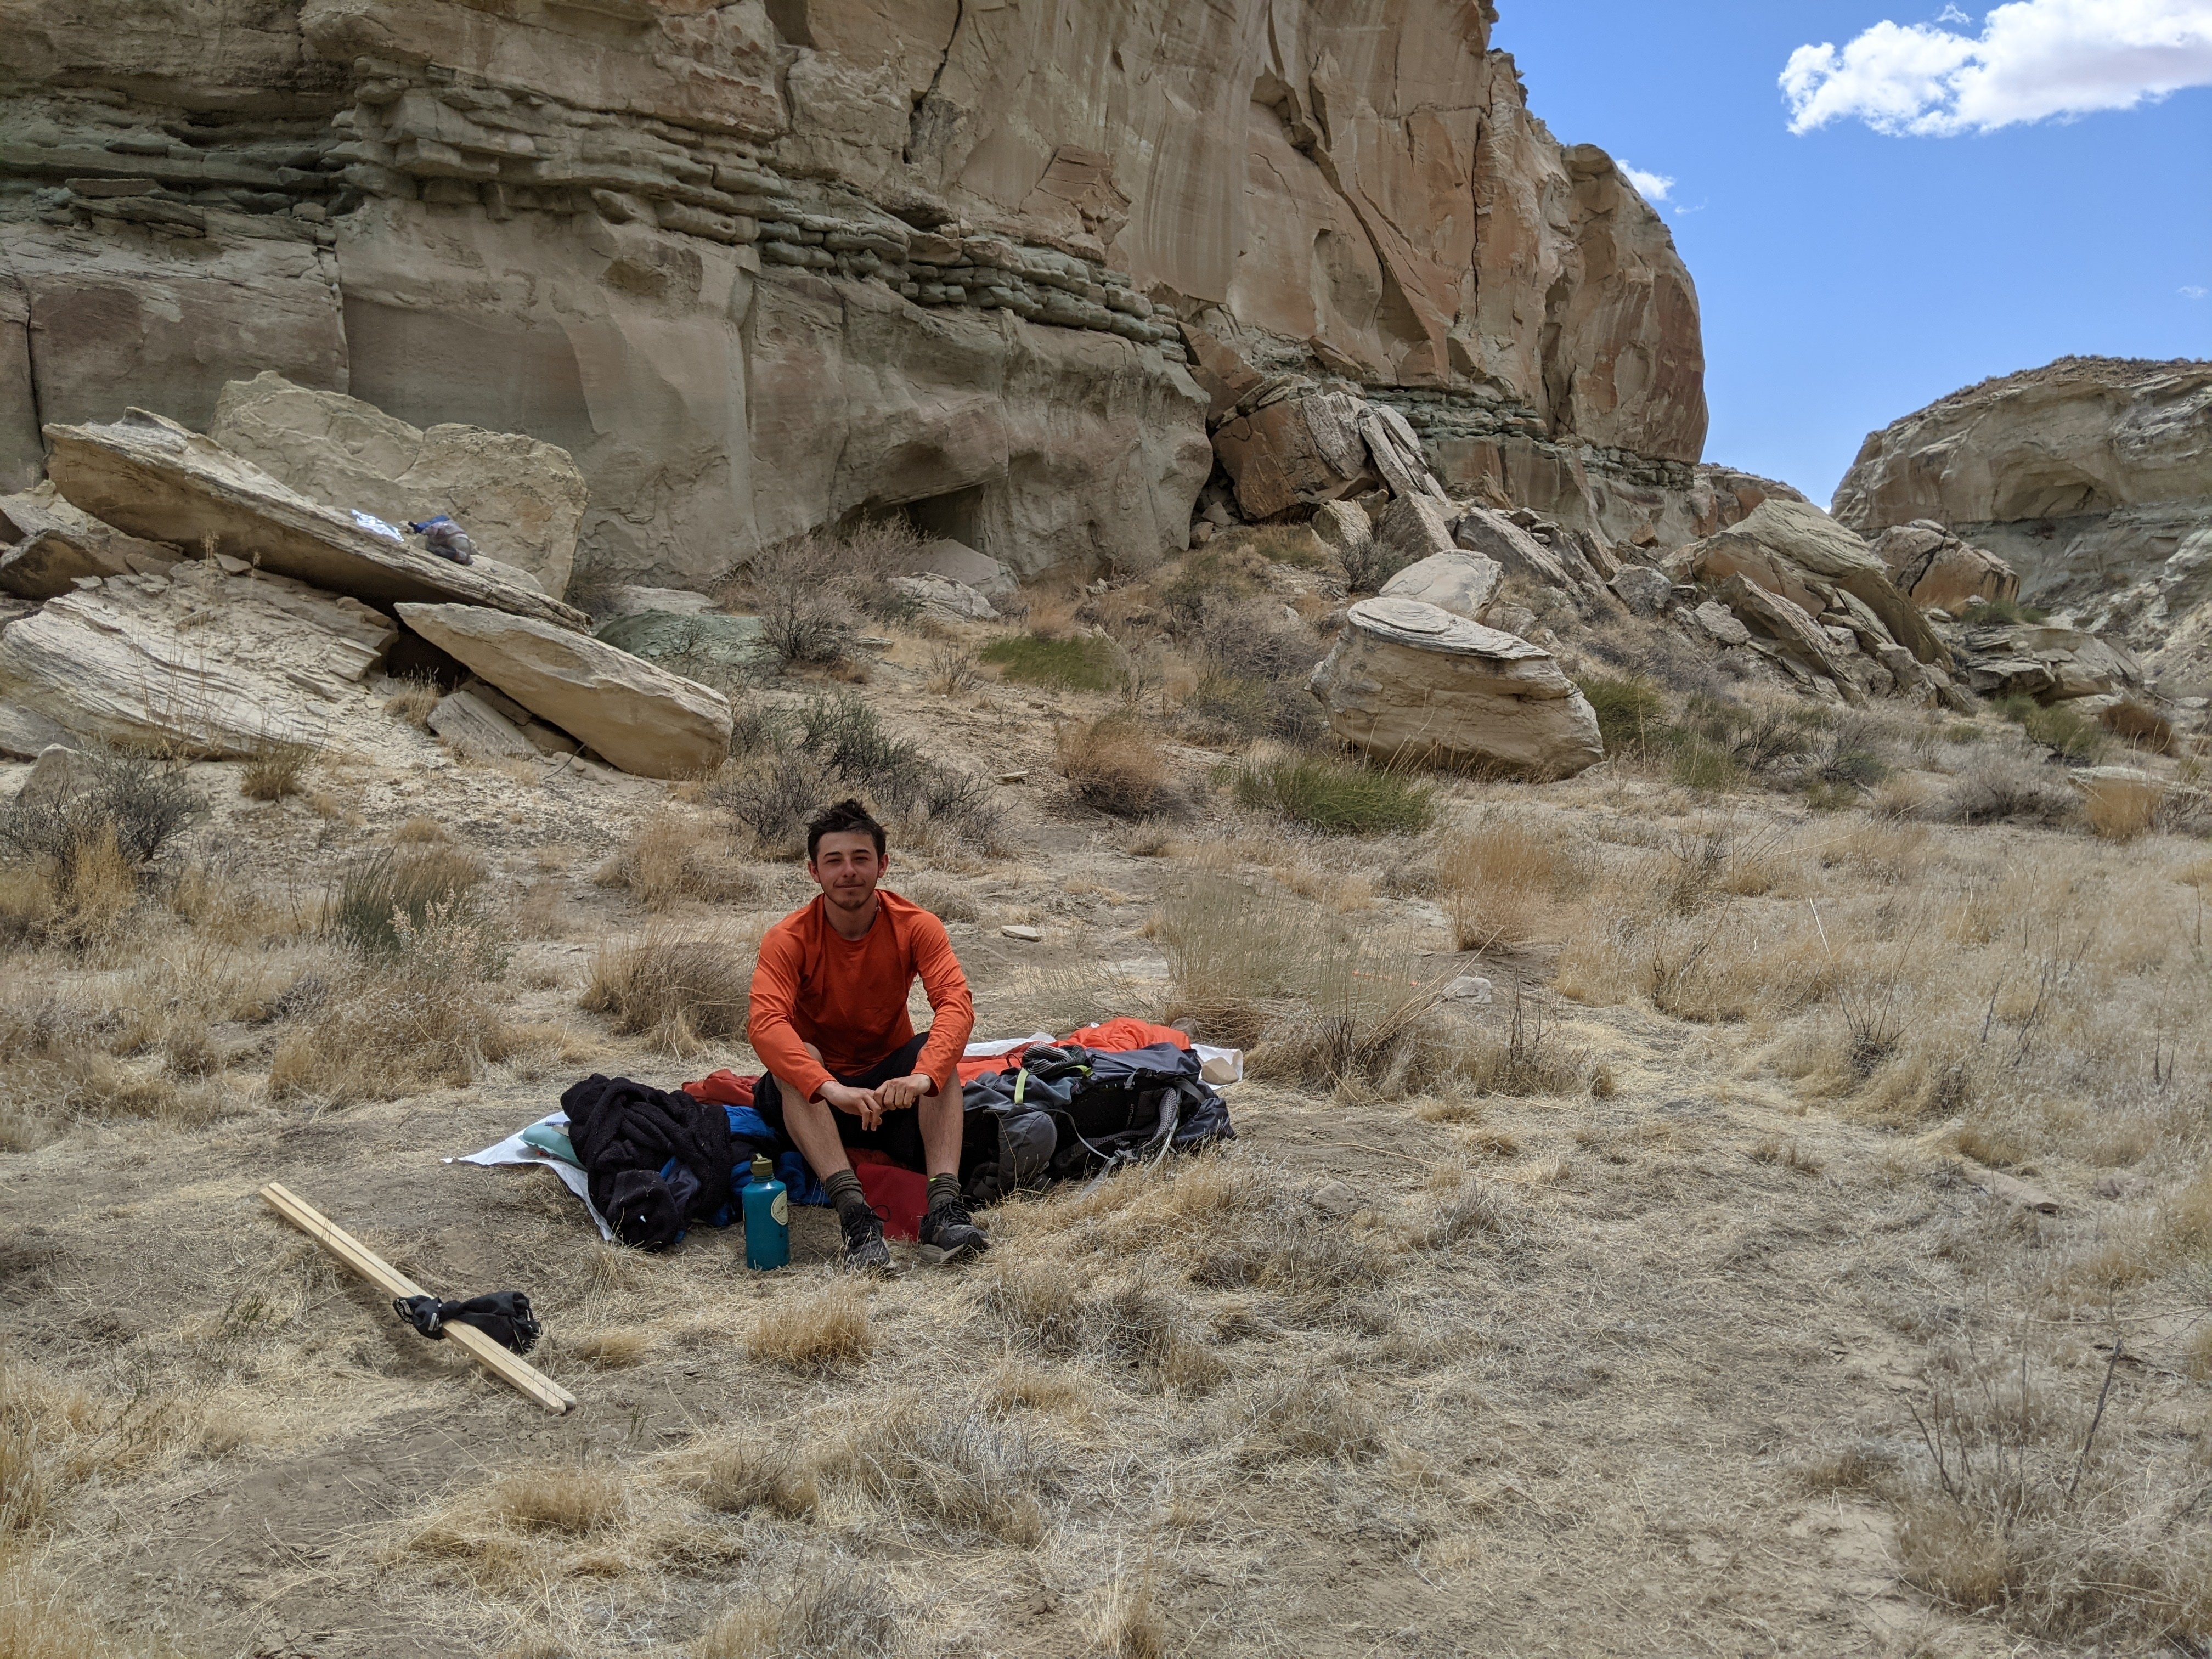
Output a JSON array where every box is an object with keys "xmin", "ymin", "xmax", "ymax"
[
  {"xmin": 0, "ymin": 0, "xmax": 1711, "ymax": 586},
  {"xmin": 1835, "ymin": 357, "xmax": 2212, "ymax": 687}
]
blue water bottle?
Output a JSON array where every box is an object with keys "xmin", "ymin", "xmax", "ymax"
[{"xmin": 741, "ymin": 1155, "xmax": 789, "ymax": 1270}]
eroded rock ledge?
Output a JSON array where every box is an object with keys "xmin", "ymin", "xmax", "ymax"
[{"xmin": 2, "ymin": 0, "xmax": 1716, "ymax": 586}]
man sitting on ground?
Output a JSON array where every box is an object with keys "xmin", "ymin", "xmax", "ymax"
[{"xmin": 748, "ymin": 798, "xmax": 989, "ymax": 1269}]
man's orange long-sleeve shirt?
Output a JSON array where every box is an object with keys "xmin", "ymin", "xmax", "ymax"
[{"xmin": 747, "ymin": 890, "xmax": 975, "ymax": 1104}]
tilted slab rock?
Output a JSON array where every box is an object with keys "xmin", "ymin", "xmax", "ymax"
[
  {"xmin": 398, "ymin": 602, "xmax": 731, "ymax": 778},
  {"xmin": 44, "ymin": 411, "xmax": 589, "ymax": 630},
  {"xmin": 428, "ymin": 688, "xmax": 538, "ymax": 764},
  {"xmin": 0, "ymin": 703, "xmax": 76, "ymax": 763},
  {"xmin": 0, "ymin": 563, "xmax": 402, "ymax": 755},
  {"xmin": 1374, "ymin": 494, "xmax": 1459, "ymax": 578},
  {"xmin": 1307, "ymin": 595, "xmax": 1603, "ymax": 778},
  {"xmin": 208, "ymin": 371, "xmax": 589, "ymax": 600},
  {"xmin": 1682, "ymin": 498, "xmax": 1945, "ymax": 665},
  {"xmin": 0, "ymin": 482, "xmax": 181, "ymax": 599},
  {"xmin": 1213, "ymin": 390, "xmax": 1375, "ymax": 520},
  {"xmin": 1310, "ymin": 500, "xmax": 1373, "ymax": 574},
  {"xmin": 1718, "ymin": 574, "xmax": 1864, "ymax": 703},
  {"xmin": 1380, "ymin": 552, "xmax": 1503, "ymax": 624}
]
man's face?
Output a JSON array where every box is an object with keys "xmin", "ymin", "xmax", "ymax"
[{"xmin": 809, "ymin": 831, "xmax": 885, "ymax": 910}]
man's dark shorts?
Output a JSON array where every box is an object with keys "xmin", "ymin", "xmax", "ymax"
[{"xmin": 753, "ymin": 1031, "xmax": 934, "ymax": 1171}]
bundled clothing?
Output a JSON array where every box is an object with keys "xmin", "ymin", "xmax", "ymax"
[
  {"xmin": 560, "ymin": 1074, "xmax": 737, "ymax": 1251},
  {"xmin": 393, "ymin": 1291, "xmax": 540, "ymax": 1354}
]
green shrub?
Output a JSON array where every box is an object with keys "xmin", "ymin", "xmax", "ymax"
[
  {"xmin": 1960, "ymin": 595, "xmax": 2049, "ymax": 625},
  {"xmin": 329, "ymin": 846, "xmax": 489, "ymax": 958},
  {"xmin": 1670, "ymin": 738, "xmax": 1743, "ymax": 793},
  {"xmin": 2022, "ymin": 701, "xmax": 2105, "ymax": 761},
  {"xmin": 1578, "ymin": 676, "xmax": 1669, "ymax": 755},
  {"xmin": 1233, "ymin": 752, "xmax": 1436, "ymax": 836},
  {"xmin": 979, "ymin": 634, "xmax": 1119, "ymax": 692}
]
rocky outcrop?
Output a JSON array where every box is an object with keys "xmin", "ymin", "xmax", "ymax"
[
  {"xmin": 0, "ymin": 562, "xmax": 399, "ymax": 755},
  {"xmin": 0, "ymin": 481, "xmax": 179, "ymax": 597},
  {"xmin": 208, "ymin": 371, "xmax": 589, "ymax": 599},
  {"xmin": 1308, "ymin": 595, "xmax": 1604, "ymax": 777},
  {"xmin": 0, "ymin": 0, "xmax": 1707, "ymax": 588},
  {"xmin": 397, "ymin": 601, "xmax": 731, "ymax": 778},
  {"xmin": 43, "ymin": 410, "xmax": 588, "ymax": 628},
  {"xmin": 1835, "ymin": 357, "xmax": 2212, "ymax": 685}
]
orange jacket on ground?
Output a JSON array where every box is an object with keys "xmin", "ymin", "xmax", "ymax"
[{"xmin": 747, "ymin": 890, "xmax": 975, "ymax": 1104}]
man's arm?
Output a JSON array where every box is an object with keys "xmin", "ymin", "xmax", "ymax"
[
  {"xmin": 912, "ymin": 912, "xmax": 977, "ymax": 1096},
  {"xmin": 747, "ymin": 928, "xmax": 836, "ymax": 1105}
]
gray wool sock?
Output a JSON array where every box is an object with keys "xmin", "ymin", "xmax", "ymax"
[
  {"xmin": 823, "ymin": 1169, "xmax": 868, "ymax": 1220},
  {"xmin": 926, "ymin": 1173, "xmax": 962, "ymax": 1213}
]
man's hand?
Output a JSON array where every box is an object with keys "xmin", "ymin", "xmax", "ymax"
[
  {"xmin": 818, "ymin": 1079, "xmax": 884, "ymax": 1130},
  {"xmin": 874, "ymin": 1074, "xmax": 936, "ymax": 1112}
]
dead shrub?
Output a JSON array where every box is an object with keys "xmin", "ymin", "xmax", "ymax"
[
  {"xmin": 1058, "ymin": 715, "xmax": 1180, "ymax": 819},
  {"xmin": 580, "ymin": 924, "xmax": 753, "ymax": 1054},
  {"xmin": 490, "ymin": 1468, "xmax": 624, "ymax": 1534},
  {"xmin": 1923, "ymin": 753, "xmax": 2079, "ymax": 827},
  {"xmin": 595, "ymin": 810, "xmax": 760, "ymax": 910},
  {"xmin": 747, "ymin": 1282, "xmax": 875, "ymax": 1375},
  {"xmin": 0, "ymin": 1567, "xmax": 128, "ymax": 1659},
  {"xmin": 697, "ymin": 1556, "xmax": 898, "ymax": 1659},
  {"xmin": 325, "ymin": 845, "xmax": 490, "ymax": 959},
  {"xmin": 746, "ymin": 518, "xmax": 923, "ymax": 670}
]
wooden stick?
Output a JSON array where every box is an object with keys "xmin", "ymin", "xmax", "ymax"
[{"xmin": 258, "ymin": 1182, "xmax": 576, "ymax": 1415}]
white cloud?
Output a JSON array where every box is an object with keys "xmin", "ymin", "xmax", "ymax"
[
  {"xmin": 1782, "ymin": 0, "xmax": 2212, "ymax": 136},
  {"xmin": 1618, "ymin": 161, "xmax": 1675, "ymax": 202},
  {"xmin": 2185, "ymin": 284, "xmax": 2210, "ymax": 298}
]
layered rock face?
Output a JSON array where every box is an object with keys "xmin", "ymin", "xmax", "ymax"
[
  {"xmin": 1, "ymin": 0, "xmax": 1708, "ymax": 586},
  {"xmin": 1835, "ymin": 357, "xmax": 2212, "ymax": 684}
]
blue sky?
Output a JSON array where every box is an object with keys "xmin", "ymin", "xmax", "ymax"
[{"xmin": 1490, "ymin": 0, "xmax": 2212, "ymax": 505}]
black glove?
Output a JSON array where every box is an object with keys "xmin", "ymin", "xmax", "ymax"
[{"xmin": 393, "ymin": 1291, "xmax": 541, "ymax": 1355}]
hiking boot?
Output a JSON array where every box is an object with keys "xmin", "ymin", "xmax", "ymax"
[
  {"xmin": 918, "ymin": 1198, "xmax": 991, "ymax": 1264},
  {"xmin": 839, "ymin": 1205, "xmax": 891, "ymax": 1273}
]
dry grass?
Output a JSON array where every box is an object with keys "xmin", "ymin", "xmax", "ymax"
[
  {"xmin": 697, "ymin": 1557, "xmax": 897, "ymax": 1659},
  {"xmin": 382, "ymin": 674, "xmax": 444, "ymax": 727},
  {"xmin": 1058, "ymin": 716, "xmax": 1181, "ymax": 819},
  {"xmin": 595, "ymin": 809, "xmax": 760, "ymax": 911},
  {"xmin": 580, "ymin": 923, "xmax": 754, "ymax": 1054},
  {"xmin": 1437, "ymin": 812, "xmax": 1585, "ymax": 952},
  {"xmin": 747, "ymin": 1283, "xmax": 876, "ymax": 1375},
  {"xmin": 2081, "ymin": 776, "xmax": 2163, "ymax": 841},
  {"xmin": 0, "ymin": 1568, "xmax": 133, "ymax": 1659},
  {"xmin": 238, "ymin": 735, "xmax": 315, "ymax": 802}
]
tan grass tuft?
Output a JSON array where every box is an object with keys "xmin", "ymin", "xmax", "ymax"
[
  {"xmin": 595, "ymin": 810, "xmax": 760, "ymax": 911},
  {"xmin": 1058, "ymin": 715, "xmax": 1180, "ymax": 819},
  {"xmin": 2082, "ymin": 775, "xmax": 2163, "ymax": 841},
  {"xmin": 747, "ymin": 1282, "xmax": 875, "ymax": 1375},
  {"xmin": 580, "ymin": 923, "xmax": 755, "ymax": 1054}
]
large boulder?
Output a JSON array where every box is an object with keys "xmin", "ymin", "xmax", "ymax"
[
  {"xmin": 1717, "ymin": 574, "xmax": 1864, "ymax": 702},
  {"xmin": 44, "ymin": 411, "xmax": 590, "ymax": 630},
  {"xmin": 1307, "ymin": 596, "xmax": 1604, "ymax": 778},
  {"xmin": 0, "ymin": 564, "xmax": 400, "ymax": 755},
  {"xmin": 1951, "ymin": 622, "xmax": 2145, "ymax": 703},
  {"xmin": 398, "ymin": 602, "xmax": 732, "ymax": 778},
  {"xmin": 1212, "ymin": 385, "xmax": 1376, "ymax": 520},
  {"xmin": 1380, "ymin": 552, "xmax": 1503, "ymax": 624},
  {"xmin": 1873, "ymin": 522, "xmax": 2021, "ymax": 612},
  {"xmin": 207, "ymin": 372, "xmax": 589, "ymax": 599}
]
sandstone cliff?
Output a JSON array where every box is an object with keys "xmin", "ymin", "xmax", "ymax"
[
  {"xmin": 0, "ymin": 0, "xmax": 1709, "ymax": 588},
  {"xmin": 1835, "ymin": 357, "xmax": 2212, "ymax": 686}
]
